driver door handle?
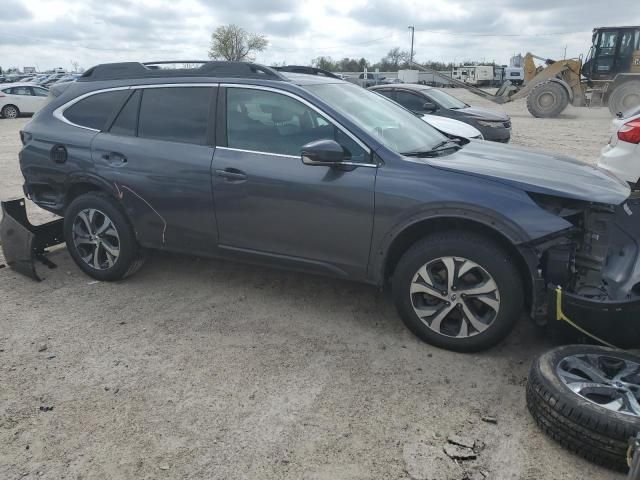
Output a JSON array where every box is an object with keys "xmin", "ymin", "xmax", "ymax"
[{"xmin": 215, "ymin": 168, "xmax": 247, "ymax": 181}]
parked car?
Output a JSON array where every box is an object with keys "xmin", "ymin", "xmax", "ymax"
[
  {"xmin": 51, "ymin": 73, "xmax": 81, "ymax": 86},
  {"xmin": 420, "ymin": 113, "xmax": 483, "ymax": 140},
  {"xmin": 598, "ymin": 106, "xmax": 640, "ymax": 187},
  {"xmin": 358, "ymin": 72, "xmax": 389, "ymax": 87},
  {"xmin": 41, "ymin": 73, "xmax": 68, "ymax": 87},
  {"xmin": 0, "ymin": 83, "xmax": 49, "ymax": 118},
  {"xmin": 7, "ymin": 61, "xmax": 639, "ymax": 353},
  {"xmin": 369, "ymin": 84, "xmax": 512, "ymax": 142}
]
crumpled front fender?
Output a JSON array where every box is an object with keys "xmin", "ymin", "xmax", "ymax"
[{"xmin": 0, "ymin": 198, "xmax": 64, "ymax": 280}]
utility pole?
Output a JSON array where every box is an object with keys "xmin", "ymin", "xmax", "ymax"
[
  {"xmin": 563, "ymin": 45, "xmax": 567, "ymax": 59},
  {"xmin": 408, "ymin": 26, "xmax": 415, "ymax": 66}
]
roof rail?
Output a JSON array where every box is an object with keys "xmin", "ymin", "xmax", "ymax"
[
  {"xmin": 79, "ymin": 61, "xmax": 288, "ymax": 82},
  {"xmin": 273, "ymin": 65, "xmax": 342, "ymax": 79}
]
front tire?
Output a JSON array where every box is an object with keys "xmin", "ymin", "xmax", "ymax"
[
  {"xmin": 526, "ymin": 81, "xmax": 569, "ymax": 118},
  {"xmin": 392, "ymin": 232, "xmax": 523, "ymax": 352},
  {"xmin": 64, "ymin": 192, "xmax": 145, "ymax": 281}
]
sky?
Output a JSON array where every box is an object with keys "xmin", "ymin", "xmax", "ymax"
[{"xmin": 1, "ymin": 0, "xmax": 639, "ymax": 72}]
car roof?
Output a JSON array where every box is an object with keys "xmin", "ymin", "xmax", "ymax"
[
  {"xmin": 280, "ymin": 71, "xmax": 346, "ymax": 86},
  {"xmin": 371, "ymin": 83, "xmax": 432, "ymax": 92},
  {"xmin": 1, "ymin": 82, "xmax": 41, "ymax": 88}
]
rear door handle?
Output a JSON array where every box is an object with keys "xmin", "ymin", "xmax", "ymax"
[
  {"xmin": 215, "ymin": 168, "xmax": 247, "ymax": 181},
  {"xmin": 102, "ymin": 152, "xmax": 127, "ymax": 165}
]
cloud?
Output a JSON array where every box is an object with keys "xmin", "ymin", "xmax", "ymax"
[
  {"xmin": 0, "ymin": 0, "xmax": 639, "ymax": 71},
  {"xmin": 2, "ymin": 0, "xmax": 32, "ymax": 21}
]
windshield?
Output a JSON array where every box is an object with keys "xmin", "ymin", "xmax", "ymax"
[
  {"xmin": 422, "ymin": 88, "xmax": 468, "ymax": 109},
  {"xmin": 306, "ymin": 83, "xmax": 446, "ymax": 153}
]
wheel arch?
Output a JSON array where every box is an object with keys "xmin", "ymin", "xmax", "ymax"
[
  {"xmin": 376, "ymin": 214, "xmax": 537, "ymax": 314},
  {"xmin": 63, "ymin": 174, "xmax": 120, "ymax": 212}
]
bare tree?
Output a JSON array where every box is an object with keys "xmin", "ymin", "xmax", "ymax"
[{"xmin": 208, "ymin": 24, "xmax": 268, "ymax": 62}]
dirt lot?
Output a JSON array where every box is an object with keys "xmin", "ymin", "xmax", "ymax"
[{"xmin": 0, "ymin": 93, "xmax": 624, "ymax": 480}]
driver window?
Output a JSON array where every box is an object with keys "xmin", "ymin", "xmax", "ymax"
[{"xmin": 226, "ymin": 88, "xmax": 367, "ymax": 162}]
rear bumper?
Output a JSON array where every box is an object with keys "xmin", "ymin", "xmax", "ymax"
[{"xmin": 0, "ymin": 198, "xmax": 64, "ymax": 280}]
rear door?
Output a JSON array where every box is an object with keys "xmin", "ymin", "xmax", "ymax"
[
  {"xmin": 211, "ymin": 85, "xmax": 376, "ymax": 279},
  {"xmin": 91, "ymin": 85, "xmax": 218, "ymax": 253},
  {"xmin": 6, "ymin": 85, "xmax": 38, "ymax": 113}
]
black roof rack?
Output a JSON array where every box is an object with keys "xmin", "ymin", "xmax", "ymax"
[
  {"xmin": 273, "ymin": 65, "xmax": 341, "ymax": 79},
  {"xmin": 79, "ymin": 61, "xmax": 288, "ymax": 82}
]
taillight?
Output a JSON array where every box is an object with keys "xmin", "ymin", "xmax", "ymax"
[{"xmin": 618, "ymin": 119, "xmax": 640, "ymax": 144}]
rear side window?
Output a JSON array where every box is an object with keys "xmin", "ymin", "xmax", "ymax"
[
  {"xmin": 109, "ymin": 90, "xmax": 140, "ymax": 137},
  {"xmin": 138, "ymin": 87, "xmax": 211, "ymax": 145},
  {"xmin": 64, "ymin": 90, "xmax": 127, "ymax": 130},
  {"xmin": 394, "ymin": 91, "xmax": 426, "ymax": 111}
]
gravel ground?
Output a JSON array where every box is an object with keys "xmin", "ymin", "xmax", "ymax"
[{"xmin": 0, "ymin": 93, "xmax": 625, "ymax": 480}]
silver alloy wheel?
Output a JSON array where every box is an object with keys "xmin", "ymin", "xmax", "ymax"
[
  {"xmin": 557, "ymin": 353, "xmax": 640, "ymax": 417},
  {"xmin": 72, "ymin": 208, "xmax": 120, "ymax": 270},
  {"xmin": 409, "ymin": 256, "xmax": 500, "ymax": 338},
  {"xmin": 3, "ymin": 105, "xmax": 18, "ymax": 119}
]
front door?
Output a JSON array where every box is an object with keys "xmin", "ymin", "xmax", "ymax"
[
  {"xmin": 91, "ymin": 86, "xmax": 218, "ymax": 254},
  {"xmin": 212, "ymin": 86, "xmax": 376, "ymax": 279}
]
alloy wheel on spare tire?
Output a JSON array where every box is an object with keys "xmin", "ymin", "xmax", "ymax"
[
  {"xmin": 1, "ymin": 105, "xmax": 19, "ymax": 119},
  {"xmin": 527, "ymin": 345, "xmax": 640, "ymax": 471},
  {"xmin": 391, "ymin": 231, "xmax": 523, "ymax": 352},
  {"xmin": 526, "ymin": 81, "xmax": 570, "ymax": 118},
  {"xmin": 64, "ymin": 192, "xmax": 146, "ymax": 281}
]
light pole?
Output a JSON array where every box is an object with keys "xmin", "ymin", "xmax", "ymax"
[{"xmin": 408, "ymin": 26, "xmax": 415, "ymax": 66}]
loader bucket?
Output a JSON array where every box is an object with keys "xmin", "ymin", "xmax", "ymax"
[{"xmin": 0, "ymin": 198, "xmax": 64, "ymax": 280}]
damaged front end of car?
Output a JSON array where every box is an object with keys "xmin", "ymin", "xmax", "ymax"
[
  {"xmin": 0, "ymin": 198, "xmax": 64, "ymax": 280},
  {"xmin": 530, "ymin": 193, "xmax": 640, "ymax": 348}
]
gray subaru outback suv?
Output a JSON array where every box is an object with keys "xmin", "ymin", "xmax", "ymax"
[{"xmin": 12, "ymin": 61, "xmax": 640, "ymax": 352}]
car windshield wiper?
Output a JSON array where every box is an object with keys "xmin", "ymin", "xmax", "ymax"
[{"xmin": 402, "ymin": 140, "xmax": 461, "ymax": 157}]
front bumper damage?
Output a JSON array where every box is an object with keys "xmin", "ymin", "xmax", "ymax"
[
  {"xmin": 0, "ymin": 198, "xmax": 63, "ymax": 280},
  {"xmin": 543, "ymin": 195, "xmax": 640, "ymax": 348}
]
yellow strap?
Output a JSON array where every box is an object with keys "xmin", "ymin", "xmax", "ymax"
[{"xmin": 555, "ymin": 286, "xmax": 619, "ymax": 349}]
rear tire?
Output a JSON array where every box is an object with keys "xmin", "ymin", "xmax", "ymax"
[
  {"xmin": 1, "ymin": 104, "xmax": 19, "ymax": 119},
  {"xmin": 64, "ymin": 192, "xmax": 145, "ymax": 281},
  {"xmin": 608, "ymin": 81, "xmax": 640, "ymax": 116},
  {"xmin": 526, "ymin": 81, "xmax": 569, "ymax": 118},
  {"xmin": 391, "ymin": 231, "xmax": 523, "ymax": 352}
]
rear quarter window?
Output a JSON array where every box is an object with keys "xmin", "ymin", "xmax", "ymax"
[{"xmin": 63, "ymin": 90, "xmax": 128, "ymax": 130}]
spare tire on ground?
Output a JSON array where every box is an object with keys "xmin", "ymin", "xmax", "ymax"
[{"xmin": 526, "ymin": 345, "xmax": 640, "ymax": 471}]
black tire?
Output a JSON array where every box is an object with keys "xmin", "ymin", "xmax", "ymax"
[
  {"xmin": 526, "ymin": 81, "xmax": 570, "ymax": 118},
  {"xmin": 1, "ymin": 104, "xmax": 20, "ymax": 119},
  {"xmin": 608, "ymin": 80, "xmax": 640, "ymax": 116},
  {"xmin": 527, "ymin": 345, "xmax": 640, "ymax": 471},
  {"xmin": 64, "ymin": 192, "xmax": 145, "ymax": 281},
  {"xmin": 391, "ymin": 231, "xmax": 523, "ymax": 352}
]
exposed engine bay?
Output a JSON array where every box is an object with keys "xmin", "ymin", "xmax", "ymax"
[
  {"xmin": 536, "ymin": 194, "xmax": 640, "ymax": 347},
  {"xmin": 541, "ymin": 195, "xmax": 640, "ymax": 302}
]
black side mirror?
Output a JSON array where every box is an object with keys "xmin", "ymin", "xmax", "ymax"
[
  {"xmin": 422, "ymin": 102, "xmax": 437, "ymax": 112},
  {"xmin": 301, "ymin": 139, "xmax": 345, "ymax": 166}
]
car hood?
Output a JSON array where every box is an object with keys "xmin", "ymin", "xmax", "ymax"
[
  {"xmin": 457, "ymin": 106, "xmax": 509, "ymax": 121},
  {"xmin": 421, "ymin": 114, "xmax": 483, "ymax": 139},
  {"xmin": 425, "ymin": 141, "xmax": 630, "ymax": 205}
]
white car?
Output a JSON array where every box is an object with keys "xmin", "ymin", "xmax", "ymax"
[
  {"xmin": 421, "ymin": 113, "xmax": 484, "ymax": 140},
  {"xmin": 0, "ymin": 83, "xmax": 49, "ymax": 119},
  {"xmin": 598, "ymin": 108, "xmax": 640, "ymax": 186}
]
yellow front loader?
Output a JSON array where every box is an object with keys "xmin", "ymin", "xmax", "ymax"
[{"xmin": 411, "ymin": 26, "xmax": 640, "ymax": 118}]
